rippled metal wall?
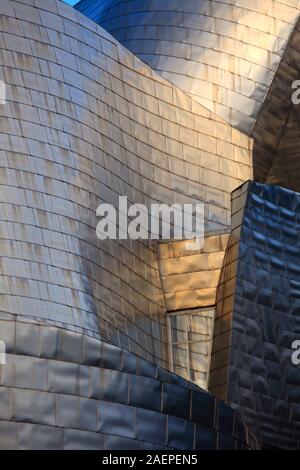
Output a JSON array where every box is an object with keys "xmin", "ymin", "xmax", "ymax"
[
  {"xmin": 0, "ymin": 0, "xmax": 253, "ymax": 369},
  {"xmin": 75, "ymin": 0, "xmax": 300, "ymax": 135},
  {"xmin": 0, "ymin": 314, "xmax": 259, "ymax": 449},
  {"xmin": 210, "ymin": 180, "xmax": 300, "ymax": 449}
]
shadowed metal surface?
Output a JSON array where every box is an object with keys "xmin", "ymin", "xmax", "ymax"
[
  {"xmin": 210, "ymin": 180, "xmax": 300, "ymax": 449},
  {"xmin": 0, "ymin": 313, "xmax": 259, "ymax": 450}
]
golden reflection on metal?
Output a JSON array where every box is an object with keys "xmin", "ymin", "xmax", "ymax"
[
  {"xmin": 0, "ymin": 0, "xmax": 252, "ymax": 370},
  {"xmin": 77, "ymin": 0, "xmax": 300, "ymax": 193},
  {"xmin": 76, "ymin": 0, "xmax": 300, "ymax": 135},
  {"xmin": 158, "ymin": 235, "xmax": 230, "ymax": 312}
]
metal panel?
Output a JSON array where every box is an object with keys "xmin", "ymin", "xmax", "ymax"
[
  {"xmin": 76, "ymin": 0, "xmax": 300, "ymax": 135},
  {"xmin": 0, "ymin": 0, "xmax": 253, "ymax": 373},
  {"xmin": 0, "ymin": 315, "xmax": 258, "ymax": 449},
  {"xmin": 211, "ymin": 180, "xmax": 300, "ymax": 449}
]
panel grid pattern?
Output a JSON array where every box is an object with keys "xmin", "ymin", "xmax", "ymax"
[
  {"xmin": 0, "ymin": 0, "xmax": 252, "ymax": 367},
  {"xmin": 211, "ymin": 181, "xmax": 300, "ymax": 449},
  {"xmin": 0, "ymin": 314, "xmax": 259, "ymax": 450},
  {"xmin": 76, "ymin": 0, "xmax": 300, "ymax": 134}
]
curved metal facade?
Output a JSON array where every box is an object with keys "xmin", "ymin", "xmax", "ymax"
[
  {"xmin": 252, "ymin": 17, "xmax": 300, "ymax": 192},
  {"xmin": 210, "ymin": 181, "xmax": 300, "ymax": 449},
  {"xmin": 76, "ymin": 0, "xmax": 300, "ymax": 194},
  {"xmin": 0, "ymin": 0, "xmax": 252, "ymax": 368},
  {"xmin": 0, "ymin": 0, "xmax": 256, "ymax": 449},
  {"xmin": 1, "ymin": 0, "xmax": 299, "ymax": 450},
  {"xmin": 0, "ymin": 314, "xmax": 259, "ymax": 450},
  {"xmin": 75, "ymin": 0, "xmax": 300, "ymax": 135}
]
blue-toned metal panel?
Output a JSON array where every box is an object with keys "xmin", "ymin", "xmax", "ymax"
[
  {"xmin": 0, "ymin": 314, "xmax": 258, "ymax": 450},
  {"xmin": 211, "ymin": 181, "xmax": 300, "ymax": 449}
]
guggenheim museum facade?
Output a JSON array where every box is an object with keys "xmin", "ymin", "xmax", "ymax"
[{"xmin": 0, "ymin": 0, "xmax": 299, "ymax": 450}]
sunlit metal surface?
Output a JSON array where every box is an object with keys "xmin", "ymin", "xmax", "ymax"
[
  {"xmin": 0, "ymin": 0, "xmax": 252, "ymax": 368},
  {"xmin": 0, "ymin": 0, "xmax": 257, "ymax": 450},
  {"xmin": 158, "ymin": 235, "xmax": 230, "ymax": 311},
  {"xmin": 75, "ymin": 0, "xmax": 300, "ymax": 135},
  {"xmin": 252, "ymin": 18, "xmax": 300, "ymax": 191},
  {"xmin": 158, "ymin": 235, "xmax": 230, "ymax": 390},
  {"xmin": 2, "ymin": 0, "xmax": 300, "ymax": 451},
  {"xmin": 76, "ymin": 0, "xmax": 300, "ymax": 193},
  {"xmin": 210, "ymin": 180, "xmax": 300, "ymax": 449}
]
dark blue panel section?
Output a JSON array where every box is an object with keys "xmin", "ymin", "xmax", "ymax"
[
  {"xmin": 228, "ymin": 181, "xmax": 300, "ymax": 449},
  {"xmin": 0, "ymin": 315, "xmax": 258, "ymax": 450}
]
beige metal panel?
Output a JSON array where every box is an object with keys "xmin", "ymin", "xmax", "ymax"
[
  {"xmin": 158, "ymin": 235, "xmax": 229, "ymax": 312},
  {"xmin": 164, "ymin": 288, "xmax": 217, "ymax": 311}
]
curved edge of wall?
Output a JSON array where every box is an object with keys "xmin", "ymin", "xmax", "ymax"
[{"xmin": 0, "ymin": 313, "xmax": 259, "ymax": 450}]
